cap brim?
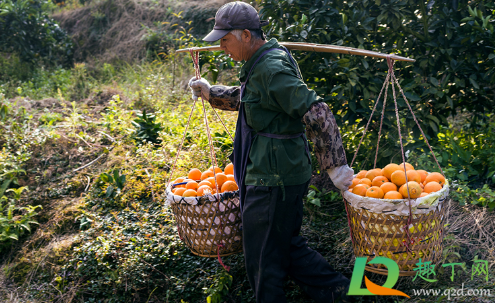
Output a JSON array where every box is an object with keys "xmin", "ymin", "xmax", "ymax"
[{"xmin": 203, "ymin": 29, "xmax": 231, "ymax": 42}]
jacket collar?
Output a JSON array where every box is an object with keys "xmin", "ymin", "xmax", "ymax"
[{"xmin": 239, "ymin": 38, "xmax": 279, "ymax": 81}]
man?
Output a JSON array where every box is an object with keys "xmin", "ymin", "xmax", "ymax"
[{"xmin": 189, "ymin": 2, "xmax": 354, "ymax": 302}]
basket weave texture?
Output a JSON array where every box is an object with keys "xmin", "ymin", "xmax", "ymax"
[
  {"xmin": 168, "ymin": 188, "xmax": 243, "ymax": 257},
  {"xmin": 346, "ymin": 196, "xmax": 447, "ymax": 276}
]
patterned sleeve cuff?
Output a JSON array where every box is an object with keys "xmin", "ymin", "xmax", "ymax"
[
  {"xmin": 302, "ymin": 102, "xmax": 347, "ymax": 170},
  {"xmin": 209, "ymin": 85, "xmax": 241, "ymax": 111}
]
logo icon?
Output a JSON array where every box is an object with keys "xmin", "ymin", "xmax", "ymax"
[{"xmin": 348, "ymin": 257, "xmax": 410, "ymax": 298}]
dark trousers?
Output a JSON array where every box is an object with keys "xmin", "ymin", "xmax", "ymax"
[{"xmin": 242, "ymin": 182, "xmax": 350, "ymax": 303}]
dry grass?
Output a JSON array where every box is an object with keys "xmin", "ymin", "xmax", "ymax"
[{"xmin": 52, "ymin": 0, "xmax": 230, "ymax": 63}]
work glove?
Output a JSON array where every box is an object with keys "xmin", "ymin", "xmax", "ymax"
[
  {"xmin": 188, "ymin": 77, "xmax": 211, "ymax": 101},
  {"xmin": 327, "ymin": 164, "xmax": 354, "ymax": 191}
]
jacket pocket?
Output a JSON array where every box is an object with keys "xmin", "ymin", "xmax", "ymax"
[{"xmin": 243, "ymin": 92, "xmax": 266, "ymax": 131}]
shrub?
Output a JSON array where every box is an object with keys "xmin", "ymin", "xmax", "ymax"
[{"xmin": 0, "ymin": 0, "xmax": 74, "ymax": 66}]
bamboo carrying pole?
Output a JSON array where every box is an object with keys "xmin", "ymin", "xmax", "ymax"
[{"xmin": 176, "ymin": 42, "xmax": 415, "ymax": 62}]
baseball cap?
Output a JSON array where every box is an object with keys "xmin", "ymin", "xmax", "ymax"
[{"xmin": 203, "ymin": 1, "xmax": 269, "ymax": 42}]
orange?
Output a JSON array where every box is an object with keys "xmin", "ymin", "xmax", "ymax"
[
  {"xmin": 186, "ymin": 181, "xmax": 199, "ymax": 190},
  {"xmin": 358, "ymin": 178, "xmax": 372, "ymax": 186},
  {"xmin": 188, "ymin": 168, "xmax": 202, "ymax": 181},
  {"xmin": 398, "ymin": 162, "xmax": 415, "ymax": 171},
  {"xmin": 198, "ymin": 180, "xmax": 213, "ymax": 188},
  {"xmin": 183, "ymin": 189, "xmax": 197, "ymax": 197},
  {"xmin": 391, "ymin": 170, "xmax": 407, "ymax": 186},
  {"xmin": 356, "ymin": 170, "xmax": 368, "ymax": 179},
  {"xmin": 372, "ymin": 176, "xmax": 389, "ymax": 187},
  {"xmin": 416, "ymin": 170, "xmax": 428, "ymax": 183},
  {"xmin": 382, "ymin": 163, "xmax": 401, "ymax": 180},
  {"xmin": 201, "ymin": 170, "xmax": 214, "ymax": 180},
  {"xmin": 213, "ymin": 173, "xmax": 228, "ymax": 188},
  {"xmin": 226, "ymin": 174, "xmax": 235, "ymax": 182},
  {"xmin": 365, "ymin": 169, "xmax": 383, "ymax": 181},
  {"xmin": 424, "ymin": 172, "xmax": 446, "ymax": 186},
  {"xmin": 399, "ymin": 181, "xmax": 422, "ymax": 199},
  {"xmin": 419, "ymin": 192, "xmax": 429, "ymax": 197},
  {"xmin": 366, "ymin": 186, "xmax": 384, "ymax": 198},
  {"xmin": 174, "ymin": 188, "xmax": 186, "ymax": 196},
  {"xmin": 206, "ymin": 177, "xmax": 217, "ymax": 189},
  {"xmin": 380, "ymin": 182, "xmax": 398, "ymax": 194},
  {"xmin": 424, "ymin": 181, "xmax": 442, "ymax": 193},
  {"xmin": 405, "ymin": 170, "xmax": 421, "ymax": 184},
  {"xmin": 384, "ymin": 191, "xmax": 403, "ymax": 199},
  {"xmin": 352, "ymin": 184, "xmax": 370, "ymax": 196},
  {"xmin": 197, "ymin": 185, "xmax": 212, "ymax": 196},
  {"xmin": 208, "ymin": 166, "xmax": 223, "ymax": 174},
  {"xmin": 221, "ymin": 181, "xmax": 239, "ymax": 193},
  {"xmin": 350, "ymin": 178, "xmax": 361, "ymax": 189},
  {"xmin": 224, "ymin": 163, "xmax": 234, "ymax": 175},
  {"xmin": 174, "ymin": 177, "xmax": 185, "ymax": 184}
]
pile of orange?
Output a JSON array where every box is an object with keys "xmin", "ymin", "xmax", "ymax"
[
  {"xmin": 171, "ymin": 163, "xmax": 238, "ymax": 197},
  {"xmin": 349, "ymin": 162, "xmax": 446, "ymax": 200}
]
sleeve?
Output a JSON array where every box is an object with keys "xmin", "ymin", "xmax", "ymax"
[
  {"xmin": 267, "ymin": 72, "xmax": 320, "ymax": 119},
  {"xmin": 302, "ymin": 102, "xmax": 348, "ymax": 170},
  {"xmin": 208, "ymin": 85, "xmax": 241, "ymax": 111}
]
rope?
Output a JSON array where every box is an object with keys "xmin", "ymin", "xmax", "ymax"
[
  {"xmin": 166, "ymin": 100, "xmax": 197, "ymax": 185},
  {"xmin": 188, "ymin": 48, "xmax": 230, "ymax": 271},
  {"xmin": 350, "ymin": 71, "xmax": 391, "ymax": 168},
  {"xmin": 387, "ymin": 56, "xmax": 413, "ymax": 253},
  {"xmin": 374, "ymin": 70, "xmax": 390, "ymax": 169},
  {"xmin": 390, "ymin": 72, "xmax": 445, "ymax": 177}
]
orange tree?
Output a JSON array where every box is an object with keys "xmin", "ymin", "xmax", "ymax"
[{"xmin": 260, "ymin": 0, "xmax": 494, "ymax": 168}]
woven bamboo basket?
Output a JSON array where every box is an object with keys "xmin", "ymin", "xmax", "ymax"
[
  {"xmin": 166, "ymin": 185, "xmax": 243, "ymax": 257},
  {"xmin": 343, "ymin": 184, "xmax": 448, "ymax": 276}
]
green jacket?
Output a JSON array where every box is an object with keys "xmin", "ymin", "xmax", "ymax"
[{"xmin": 239, "ymin": 39, "xmax": 321, "ymax": 187}]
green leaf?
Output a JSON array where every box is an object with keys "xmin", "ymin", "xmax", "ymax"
[{"xmin": 469, "ymin": 78, "xmax": 479, "ymax": 89}]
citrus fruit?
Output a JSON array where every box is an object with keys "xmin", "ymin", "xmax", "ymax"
[
  {"xmin": 383, "ymin": 163, "xmax": 401, "ymax": 180},
  {"xmin": 224, "ymin": 163, "xmax": 234, "ymax": 175},
  {"xmin": 197, "ymin": 185, "xmax": 212, "ymax": 196},
  {"xmin": 352, "ymin": 184, "xmax": 369, "ymax": 196},
  {"xmin": 350, "ymin": 178, "xmax": 361, "ymax": 189},
  {"xmin": 424, "ymin": 181, "xmax": 442, "ymax": 193},
  {"xmin": 372, "ymin": 176, "xmax": 389, "ymax": 187},
  {"xmin": 365, "ymin": 168, "xmax": 383, "ymax": 181},
  {"xmin": 186, "ymin": 181, "xmax": 199, "ymax": 190},
  {"xmin": 419, "ymin": 192, "xmax": 428, "ymax": 197},
  {"xmin": 188, "ymin": 168, "xmax": 202, "ymax": 181},
  {"xmin": 183, "ymin": 189, "xmax": 197, "ymax": 197},
  {"xmin": 174, "ymin": 188, "xmax": 186, "ymax": 196},
  {"xmin": 399, "ymin": 181, "xmax": 422, "ymax": 199},
  {"xmin": 424, "ymin": 172, "xmax": 446, "ymax": 186},
  {"xmin": 214, "ymin": 173, "xmax": 228, "ymax": 188},
  {"xmin": 416, "ymin": 170, "xmax": 428, "ymax": 183},
  {"xmin": 391, "ymin": 170, "xmax": 407, "ymax": 186},
  {"xmin": 358, "ymin": 178, "xmax": 372, "ymax": 186},
  {"xmin": 366, "ymin": 186, "xmax": 384, "ymax": 198},
  {"xmin": 198, "ymin": 180, "xmax": 213, "ymax": 188},
  {"xmin": 221, "ymin": 181, "xmax": 239, "ymax": 193},
  {"xmin": 384, "ymin": 191, "xmax": 403, "ymax": 199},
  {"xmin": 174, "ymin": 177, "xmax": 185, "ymax": 184},
  {"xmin": 380, "ymin": 182, "xmax": 398, "ymax": 194},
  {"xmin": 208, "ymin": 166, "xmax": 223, "ymax": 174},
  {"xmin": 406, "ymin": 170, "xmax": 421, "ymax": 183},
  {"xmin": 201, "ymin": 170, "xmax": 214, "ymax": 180},
  {"xmin": 399, "ymin": 162, "xmax": 415, "ymax": 171},
  {"xmin": 206, "ymin": 177, "xmax": 217, "ymax": 189},
  {"xmin": 356, "ymin": 170, "xmax": 368, "ymax": 179},
  {"xmin": 226, "ymin": 174, "xmax": 235, "ymax": 182}
]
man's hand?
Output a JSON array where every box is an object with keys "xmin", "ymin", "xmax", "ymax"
[
  {"xmin": 189, "ymin": 77, "xmax": 211, "ymax": 101},
  {"xmin": 327, "ymin": 165, "xmax": 354, "ymax": 191}
]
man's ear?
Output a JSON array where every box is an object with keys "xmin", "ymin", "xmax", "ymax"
[{"xmin": 242, "ymin": 29, "xmax": 252, "ymax": 42}]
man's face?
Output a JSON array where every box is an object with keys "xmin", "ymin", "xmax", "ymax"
[{"xmin": 220, "ymin": 32, "xmax": 245, "ymax": 61}]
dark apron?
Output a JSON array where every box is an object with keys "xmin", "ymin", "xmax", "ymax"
[{"xmin": 229, "ymin": 47, "xmax": 310, "ymax": 210}]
